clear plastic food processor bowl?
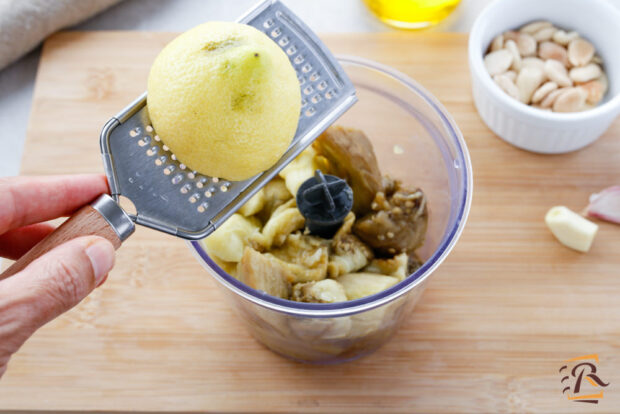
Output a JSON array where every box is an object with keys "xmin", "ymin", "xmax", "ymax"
[{"xmin": 189, "ymin": 56, "xmax": 473, "ymax": 363}]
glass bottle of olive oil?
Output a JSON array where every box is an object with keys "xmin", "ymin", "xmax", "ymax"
[{"xmin": 363, "ymin": 0, "xmax": 461, "ymax": 29}]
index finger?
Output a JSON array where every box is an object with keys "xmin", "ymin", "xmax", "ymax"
[{"xmin": 0, "ymin": 175, "xmax": 109, "ymax": 234}]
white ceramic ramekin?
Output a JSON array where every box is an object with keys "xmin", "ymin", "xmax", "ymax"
[{"xmin": 469, "ymin": 0, "xmax": 620, "ymax": 153}]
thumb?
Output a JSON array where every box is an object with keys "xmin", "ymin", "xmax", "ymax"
[{"xmin": 0, "ymin": 236, "xmax": 115, "ymax": 336}]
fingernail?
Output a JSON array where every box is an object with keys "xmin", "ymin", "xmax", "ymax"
[{"xmin": 85, "ymin": 240, "xmax": 115, "ymax": 287}]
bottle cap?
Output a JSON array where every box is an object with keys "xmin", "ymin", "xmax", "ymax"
[{"xmin": 296, "ymin": 170, "xmax": 353, "ymax": 238}]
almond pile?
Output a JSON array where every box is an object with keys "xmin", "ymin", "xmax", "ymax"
[{"xmin": 484, "ymin": 21, "xmax": 608, "ymax": 112}]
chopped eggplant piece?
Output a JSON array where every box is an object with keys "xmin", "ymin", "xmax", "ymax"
[
  {"xmin": 354, "ymin": 178, "xmax": 428, "ymax": 256},
  {"xmin": 313, "ymin": 126, "xmax": 383, "ymax": 215},
  {"xmin": 237, "ymin": 247, "xmax": 292, "ymax": 299}
]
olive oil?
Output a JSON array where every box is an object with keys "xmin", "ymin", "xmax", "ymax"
[{"xmin": 363, "ymin": 0, "xmax": 461, "ymax": 29}]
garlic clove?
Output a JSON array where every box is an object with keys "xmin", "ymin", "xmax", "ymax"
[
  {"xmin": 586, "ymin": 186, "xmax": 620, "ymax": 224},
  {"xmin": 545, "ymin": 206, "xmax": 598, "ymax": 253}
]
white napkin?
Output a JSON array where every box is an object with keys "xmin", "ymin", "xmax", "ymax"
[{"xmin": 0, "ymin": 0, "xmax": 121, "ymax": 70}]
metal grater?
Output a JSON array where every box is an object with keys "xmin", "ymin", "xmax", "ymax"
[{"xmin": 99, "ymin": 0, "xmax": 356, "ymax": 242}]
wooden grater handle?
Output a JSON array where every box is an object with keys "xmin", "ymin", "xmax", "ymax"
[{"xmin": 0, "ymin": 194, "xmax": 134, "ymax": 280}]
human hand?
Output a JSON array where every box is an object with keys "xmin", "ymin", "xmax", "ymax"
[{"xmin": 0, "ymin": 175, "xmax": 116, "ymax": 379}]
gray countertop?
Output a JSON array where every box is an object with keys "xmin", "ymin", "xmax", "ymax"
[{"xmin": 1, "ymin": 0, "xmax": 617, "ymax": 178}]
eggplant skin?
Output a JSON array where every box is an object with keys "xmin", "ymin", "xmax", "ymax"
[{"xmin": 353, "ymin": 178, "xmax": 428, "ymax": 256}]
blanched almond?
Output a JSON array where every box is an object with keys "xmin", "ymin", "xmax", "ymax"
[
  {"xmin": 578, "ymin": 80, "xmax": 605, "ymax": 105},
  {"xmin": 516, "ymin": 33, "xmax": 537, "ymax": 56},
  {"xmin": 490, "ymin": 33, "xmax": 504, "ymax": 52},
  {"xmin": 598, "ymin": 72, "xmax": 608, "ymax": 92},
  {"xmin": 552, "ymin": 87, "xmax": 587, "ymax": 112},
  {"xmin": 538, "ymin": 41, "xmax": 568, "ymax": 66},
  {"xmin": 540, "ymin": 87, "xmax": 568, "ymax": 108},
  {"xmin": 532, "ymin": 81, "xmax": 558, "ymax": 104},
  {"xmin": 522, "ymin": 57, "xmax": 545, "ymax": 71},
  {"xmin": 521, "ymin": 21, "xmax": 552, "ymax": 34},
  {"xmin": 484, "ymin": 49, "xmax": 513, "ymax": 76},
  {"xmin": 503, "ymin": 30, "xmax": 519, "ymax": 43},
  {"xmin": 569, "ymin": 63, "xmax": 602, "ymax": 83},
  {"xmin": 552, "ymin": 30, "xmax": 579, "ymax": 46},
  {"xmin": 544, "ymin": 59, "xmax": 572, "ymax": 87},
  {"xmin": 568, "ymin": 38, "xmax": 595, "ymax": 66},
  {"xmin": 505, "ymin": 40, "xmax": 522, "ymax": 71},
  {"xmin": 532, "ymin": 26, "xmax": 557, "ymax": 42},
  {"xmin": 516, "ymin": 67, "xmax": 545, "ymax": 104},
  {"xmin": 505, "ymin": 70, "xmax": 517, "ymax": 82},
  {"xmin": 494, "ymin": 74, "xmax": 520, "ymax": 100}
]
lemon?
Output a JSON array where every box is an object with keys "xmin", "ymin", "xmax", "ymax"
[{"xmin": 147, "ymin": 22, "xmax": 301, "ymax": 181}]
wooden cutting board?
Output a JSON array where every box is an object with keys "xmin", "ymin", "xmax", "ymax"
[{"xmin": 1, "ymin": 32, "xmax": 619, "ymax": 413}]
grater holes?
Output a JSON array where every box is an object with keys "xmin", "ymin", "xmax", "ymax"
[
  {"xmin": 270, "ymin": 27, "xmax": 282, "ymax": 38},
  {"xmin": 138, "ymin": 136, "xmax": 151, "ymax": 147},
  {"xmin": 220, "ymin": 182, "xmax": 230, "ymax": 192},
  {"xmin": 196, "ymin": 177, "xmax": 208, "ymax": 189},
  {"xmin": 189, "ymin": 193, "xmax": 200, "ymax": 204},
  {"xmin": 212, "ymin": 177, "xmax": 219, "ymax": 183},
  {"xmin": 129, "ymin": 127, "xmax": 140, "ymax": 137},
  {"xmin": 303, "ymin": 85, "xmax": 314, "ymax": 95},
  {"xmin": 171, "ymin": 154, "xmax": 177, "ymax": 161},
  {"xmin": 146, "ymin": 146, "xmax": 158, "ymax": 156},
  {"xmin": 263, "ymin": 18, "xmax": 274, "ymax": 28},
  {"xmin": 187, "ymin": 172, "xmax": 196, "ymax": 180},
  {"xmin": 305, "ymin": 107, "xmax": 316, "ymax": 117},
  {"xmin": 145, "ymin": 125, "xmax": 153, "ymax": 133},
  {"xmin": 179, "ymin": 163, "xmax": 186, "ymax": 170},
  {"xmin": 180, "ymin": 183, "xmax": 192, "ymax": 194},
  {"xmin": 286, "ymin": 46, "xmax": 297, "ymax": 55},
  {"xmin": 278, "ymin": 36, "xmax": 289, "ymax": 46},
  {"xmin": 154, "ymin": 135, "xmax": 160, "ymax": 142},
  {"xmin": 162, "ymin": 144, "xmax": 170, "ymax": 152},
  {"xmin": 317, "ymin": 81, "xmax": 328, "ymax": 91},
  {"xmin": 293, "ymin": 55, "xmax": 304, "ymax": 65},
  {"xmin": 171, "ymin": 174, "xmax": 183, "ymax": 185},
  {"xmin": 204, "ymin": 187, "xmax": 216, "ymax": 198},
  {"xmin": 301, "ymin": 63, "xmax": 312, "ymax": 73},
  {"xmin": 301, "ymin": 98, "xmax": 307, "ymax": 107},
  {"xmin": 324, "ymin": 89, "xmax": 337, "ymax": 100},
  {"xmin": 310, "ymin": 94, "xmax": 322, "ymax": 104},
  {"xmin": 309, "ymin": 72, "xmax": 320, "ymax": 82},
  {"xmin": 155, "ymin": 156, "xmax": 166, "ymax": 166},
  {"xmin": 163, "ymin": 165, "xmax": 175, "ymax": 175},
  {"xmin": 197, "ymin": 202, "xmax": 209, "ymax": 213}
]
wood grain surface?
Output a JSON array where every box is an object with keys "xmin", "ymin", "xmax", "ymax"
[
  {"xmin": 1, "ymin": 32, "xmax": 619, "ymax": 413},
  {"xmin": 1, "ymin": 204, "xmax": 122, "ymax": 279}
]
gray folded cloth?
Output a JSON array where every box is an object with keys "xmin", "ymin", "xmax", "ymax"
[{"xmin": 0, "ymin": 0, "xmax": 121, "ymax": 70}]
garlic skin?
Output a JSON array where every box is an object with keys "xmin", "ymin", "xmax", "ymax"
[
  {"xmin": 545, "ymin": 206, "xmax": 598, "ymax": 252},
  {"xmin": 586, "ymin": 186, "xmax": 620, "ymax": 224}
]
